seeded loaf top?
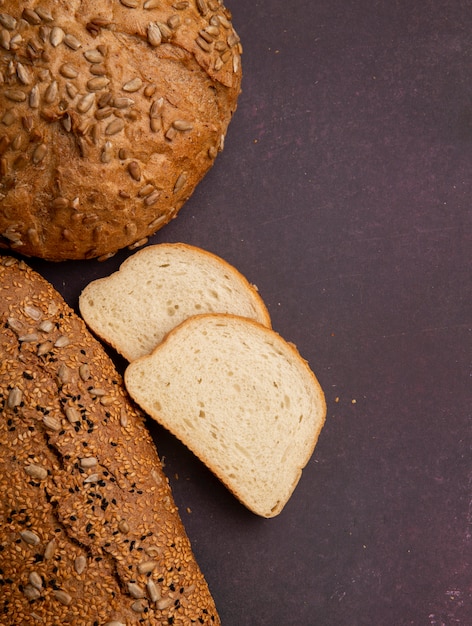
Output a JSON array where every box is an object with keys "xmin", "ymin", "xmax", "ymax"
[
  {"xmin": 0, "ymin": 0, "xmax": 242, "ymax": 261},
  {"xmin": 0, "ymin": 255, "xmax": 220, "ymax": 625}
]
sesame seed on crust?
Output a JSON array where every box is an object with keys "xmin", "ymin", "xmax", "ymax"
[{"xmin": 0, "ymin": 256, "xmax": 220, "ymax": 625}]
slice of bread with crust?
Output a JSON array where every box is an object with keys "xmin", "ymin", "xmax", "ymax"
[
  {"xmin": 79, "ymin": 243, "xmax": 271, "ymax": 362},
  {"xmin": 124, "ymin": 314, "xmax": 326, "ymax": 518}
]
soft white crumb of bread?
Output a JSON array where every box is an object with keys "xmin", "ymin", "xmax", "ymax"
[
  {"xmin": 79, "ymin": 243, "xmax": 271, "ymax": 362},
  {"xmin": 124, "ymin": 314, "xmax": 326, "ymax": 518}
]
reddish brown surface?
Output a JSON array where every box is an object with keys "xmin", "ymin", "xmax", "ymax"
[{"xmin": 16, "ymin": 1, "xmax": 471, "ymax": 624}]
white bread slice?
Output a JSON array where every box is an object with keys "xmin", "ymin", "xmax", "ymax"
[
  {"xmin": 79, "ymin": 243, "xmax": 271, "ymax": 362},
  {"xmin": 124, "ymin": 314, "xmax": 326, "ymax": 518}
]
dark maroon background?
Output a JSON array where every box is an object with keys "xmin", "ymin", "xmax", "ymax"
[{"xmin": 13, "ymin": 1, "xmax": 472, "ymax": 624}]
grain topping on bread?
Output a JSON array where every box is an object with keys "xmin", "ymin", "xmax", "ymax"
[
  {"xmin": 79, "ymin": 242, "xmax": 271, "ymax": 361},
  {"xmin": 0, "ymin": 1, "xmax": 242, "ymax": 260},
  {"xmin": 0, "ymin": 256, "xmax": 220, "ymax": 625},
  {"xmin": 125, "ymin": 314, "xmax": 326, "ymax": 518}
]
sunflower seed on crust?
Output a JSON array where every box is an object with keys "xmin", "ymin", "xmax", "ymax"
[
  {"xmin": 53, "ymin": 590, "xmax": 72, "ymax": 606},
  {"xmin": 74, "ymin": 555, "xmax": 87, "ymax": 575},
  {"xmin": 84, "ymin": 49, "xmax": 104, "ymax": 63},
  {"xmin": 106, "ymin": 118, "xmax": 125, "ymax": 135},
  {"xmin": 77, "ymin": 93, "xmax": 95, "ymax": 113},
  {"xmin": 64, "ymin": 33, "xmax": 82, "ymax": 50},
  {"xmin": 24, "ymin": 584, "xmax": 41, "ymax": 600},
  {"xmin": 20, "ymin": 530, "xmax": 40, "ymax": 546},
  {"xmin": 60, "ymin": 63, "xmax": 79, "ymax": 78},
  {"xmin": 25, "ymin": 464, "xmax": 48, "ymax": 480},
  {"xmin": 122, "ymin": 77, "xmax": 142, "ymax": 92},
  {"xmin": 147, "ymin": 22, "xmax": 162, "ymax": 47},
  {"xmin": 0, "ymin": 13, "xmax": 17, "ymax": 30},
  {"xmin": 50, "ymin": 26, "xmax": 65, "ymax": 47},
  {"xmin": 22, "ymin": 9, "xmax": 42, "ymax": 25}
]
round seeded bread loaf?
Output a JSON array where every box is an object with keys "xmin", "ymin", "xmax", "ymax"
[
  {"xmin": 0, "ymin": 256, "xmax": 220, "ymax": 624},
  {"xmin": 0, "ymin": 1, "xmax": 242, "ymax": 261}
]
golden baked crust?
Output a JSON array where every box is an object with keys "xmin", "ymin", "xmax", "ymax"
[
  {"xmin": 0, "ymin": 1, "xmax": 242, "ymax": 260},
  {"xmin": 0, "ymin": 255, "xmax": 220, "ymax": 624}
]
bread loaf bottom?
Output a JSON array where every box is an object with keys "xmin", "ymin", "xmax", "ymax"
[{"xmin": 0, "ymin": 256, "xmax": 219, "ymax": 625}]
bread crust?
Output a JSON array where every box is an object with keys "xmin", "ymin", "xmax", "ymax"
[
  {"xmin": 0, "ymin": 1, "xmax": 242, "ymax": 260},
  {"xmin": 0, "ymin": 255, "xmax": 220, "ymax": 624}
]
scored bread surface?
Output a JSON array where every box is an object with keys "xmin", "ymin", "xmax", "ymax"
[
  {"xmin": 0, "ymin": 1, "xmax": 242, "ymax": 260},
  {"xmin": 125, "ymin": 314, "xmax": 327, "ymax": 518},
  {"xmin": 0, "ymin": 256, "xmax": 220, "ymax": 625},
  {"xmin": 79, "ymin": 242, "xmax": 271, "ymax": 361}
]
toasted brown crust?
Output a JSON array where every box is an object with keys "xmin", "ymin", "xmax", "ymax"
[
  {"xmin": 0, "ymin": 255, "xmax": 220, "ymax": 625},
  {"xmin": 0, "ymin": 1, "xmax": 242, "ymax": 260}
]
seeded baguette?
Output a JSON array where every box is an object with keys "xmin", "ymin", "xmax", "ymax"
[
  {"xmin": 0, "ymin": 1, "xmax": 242, "ymax": 260},
  {"xmin": 0, "ymin": 256, "xmax": 220, "ymax": 625},
  {"xmin": 125, "ymin": 314, "xmax": 327, "ymax": 518},
  {"xmin": 79, "ymin": 242, "xmax": 271, "ymax": 361}
]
